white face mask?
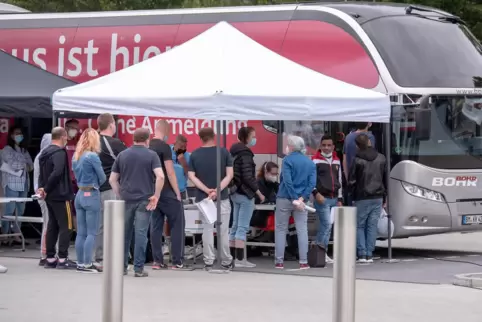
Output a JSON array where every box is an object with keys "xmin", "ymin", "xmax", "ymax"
[
  {"xmin": 321, "ymin": 152, "xmax": 332, "ymax": 158},
  {"xmin": 266, "ymin": 175, "xmax": 277, "ymax": 183},
  {"xmin": 68, "ymin": 129, "xmax": 78, "ymax": 138}
]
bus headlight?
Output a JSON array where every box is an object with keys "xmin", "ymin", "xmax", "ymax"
[{"xmin": 401, "ymin": 182, "xmax": 445, "ymax": 202}]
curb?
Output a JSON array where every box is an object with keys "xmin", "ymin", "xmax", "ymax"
[{"xmin": 453, "ymin": 273, "xmax": 482, "ymax": 289}]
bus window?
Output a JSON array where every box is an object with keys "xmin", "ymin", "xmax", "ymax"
[
  {"xmin": 392, "ymin": 96, "xmax": 482, "ymax": 169},
  {"xmin": 363, "ymin": 16, "xmax": 482, "ymax": 88},
  {"xmin": 278, "ymin": 121, "xmax": 330, "ymax": 157}
]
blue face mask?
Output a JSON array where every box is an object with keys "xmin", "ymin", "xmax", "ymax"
[
  {"xmin": 14, "ymin": 135, "xmax": 23, "ymax": 144},
  {"xmin": 249, "ymin": 138, "xmax": 257, "ymax": 147},
  {"xmin": 164, "ymin": 135, "xmax": 169, "ymax": 142}
]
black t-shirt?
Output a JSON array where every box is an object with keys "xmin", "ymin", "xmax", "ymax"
[
  {"xmin": 188, "ymin": 146, "xmax": 233, "ymax": 202},
  {"xmin": 149, "ymin": 138, "xmax": 175, "ymax": 198},
  {"xmin": 99, "ymin": 135, "xmax": 127, "ymax": 192}
]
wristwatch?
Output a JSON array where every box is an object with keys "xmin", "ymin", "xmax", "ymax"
[{"xmin": 312, "ymin": 188, "xmax": 318, "ymax": 197}]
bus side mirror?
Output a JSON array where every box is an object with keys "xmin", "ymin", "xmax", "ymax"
[{"xmin": 414, "ymin": 109, "xmax": 431, "ymax": 140}]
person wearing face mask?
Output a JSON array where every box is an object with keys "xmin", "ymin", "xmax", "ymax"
[
  {"xmin": 311, "ymin": 135, "xmax": 343, "ymax": 264},
  {"xmin": 229, "ymin": 126, "xmax": 265, "ymax": 268},
  {"xmin": 95, "ymin": 113, "xmax": 127, "ymax": 266},
  {"xmin": 275, "ymin": 135, "xmax": 316, "ymax": 270},
  {"xmin": 1, "ymin": 126, "xmax": 33, "ymax": 246},
  {"xmin": 37, "ymin": 127, "xmax": 76, "ymax": 269},
  {"xmin": 170, "ymin": 135, "xmax": 191, "ymax": 200},
  {"xmin": 256, "ymin": 162, "xmax": 279, "ymax": 203},
  {"xmin": 250, "ymin": 162, "xmax": 279, "ymax": 228}
]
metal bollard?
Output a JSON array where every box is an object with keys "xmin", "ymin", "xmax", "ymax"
[
  {"xmin": 102, "ymin": 200, "xmax": 125, "ymax": 322},
  {"xmin": 333, "ymin": 207, "xmax": 357, "ymax": 322}
]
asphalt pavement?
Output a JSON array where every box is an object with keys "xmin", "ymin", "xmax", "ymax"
[
  {"xmin": 1, "ymin": 256, "xmax": 482, "ymax": 322},
  {"xmin": 2, "ymin": 232, "xmax": 482, "ymax": 285}
]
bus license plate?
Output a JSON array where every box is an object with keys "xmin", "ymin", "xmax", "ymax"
[{"xmin": 462, "ymin": 215, "xmax": 482, "ymax": 225}]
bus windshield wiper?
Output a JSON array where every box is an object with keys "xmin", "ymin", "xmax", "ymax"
[{"xmin": 405, "ymin": 5, "xmax": 465, "ymax": 25}]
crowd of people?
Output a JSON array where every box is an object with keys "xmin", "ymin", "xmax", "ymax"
[{"xmin": 0, "ymin": 117, "xmax": 387, "ymax": 275}]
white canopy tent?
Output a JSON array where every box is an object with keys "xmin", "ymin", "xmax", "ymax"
[{"xmin": 53, "ymin": 21, "xmax": 390, "ymax": 122}]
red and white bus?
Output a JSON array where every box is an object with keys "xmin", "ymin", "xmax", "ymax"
[{"xmin": 2, "ymin": 2, "xmax": 482, "ymax": 238}]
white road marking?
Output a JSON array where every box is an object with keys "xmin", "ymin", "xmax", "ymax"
[{"xmin": 444, "ymin": 256, "xmax": 460, "ymax": 259}]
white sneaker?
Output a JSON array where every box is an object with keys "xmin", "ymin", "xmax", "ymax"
[
  {"xmin": 0, "ymin": 264, "xmax": 7, "ymax": 273},
  {"xmin": 235, "ymin": 259, "xmax": 256, "ymax": 268},
  {"xmin": 162, "ymin": 245, "xmax": 170, "ymax": 256},
  {"xmin": 325, "ymin": 255, "xmax": 334, "ymax": 264},
  {"xmin": 356, "ymin": 258, "xmax": 368, "ymax": 264}
]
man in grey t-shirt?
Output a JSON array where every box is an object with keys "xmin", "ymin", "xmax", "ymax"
[
  {"xmin": 110, "ymin": 128, "xmax": 164, "ymax": 277},
  {"xmin": 188, "ymin": 127, "xmax": 234, "ymax": 271}
]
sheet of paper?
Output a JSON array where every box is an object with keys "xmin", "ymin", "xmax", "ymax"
[{"xmin": 195, "ymin": 198, "xmax": 217, "ymax": 224}]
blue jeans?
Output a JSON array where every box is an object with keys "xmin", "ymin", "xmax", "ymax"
[
  {"xmin": 355, "ymin": 199, "xmax": 382, "ymax": 257},
  {"xmin": 2, "ymin": 185, "xmax": 28, "ymax": 234},
  {"xmin": 314, "ymin": 198, "xmax": 337, "ymax": 249},
  {"xmin": 230, "ymin": 193, "xmax": 255, "ymax": 242},
  {"xmin": 274, "ymin": 198, "xmax": 309, "ymax": 264},
  {"xmin": 124, "ymin": 200, "xmax": 151, "ymax": 272},
  {"xmin": 74, "ymin": 190, "xmax": 101, "ymax": 265}
]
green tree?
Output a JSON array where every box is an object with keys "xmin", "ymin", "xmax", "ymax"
[
  {"xmin": 6, "ymin": 0, "xmax": 184, "ymax": 11},
  {"xmin": 379, "ymin": 0, "xmax": 482, "ymax": 40}
]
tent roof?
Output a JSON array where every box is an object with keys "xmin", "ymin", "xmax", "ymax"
[
  {"xmin": 53, "ymin": 21, "xmax": 390, "ymax": 122},
  {"xmin": 0, "ymin": 50, "xmax": 76, "ymax": 118}
]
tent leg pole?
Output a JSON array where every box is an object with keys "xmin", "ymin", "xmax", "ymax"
[
  {"xmin": 222, "ymin": 121, "xmax": 227, "ymax": 147},
  {"xmin": 209, "ymin": 120, "xmax": 228, "ymax": 274},
  {"xmin": 382, "ymin": 121, "xmax": 398, "ymax": 264}
]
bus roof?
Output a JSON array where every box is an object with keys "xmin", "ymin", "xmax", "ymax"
[{"xmin": 0, "ymin": 1, "xmax": 456, "ymax": 22}]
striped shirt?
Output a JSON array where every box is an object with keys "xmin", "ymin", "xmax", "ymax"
[{"xmin": 1, "ymin": 145, "xmax": 33, "ymax": 192}]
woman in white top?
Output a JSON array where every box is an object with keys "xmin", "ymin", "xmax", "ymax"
[{"xmin": 1, "ymin": 126, "xmax": 33, "ymax": 245}]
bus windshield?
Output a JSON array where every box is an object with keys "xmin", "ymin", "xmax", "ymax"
[
  {"xmin": 392, "ymin": 96, "xmax": 482, "ymax": 169},
  {"xmin": 362, "ymin": 15, "xmax": 482, "ymax": 88}
]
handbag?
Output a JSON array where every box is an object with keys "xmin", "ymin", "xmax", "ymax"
[
  {"xmin": 377, "ymin": 208, "xmax": 394, "ymax": 238},
  {"xmin": 308, "ymin": 243, "xmax": 326, "ymax": 268}
]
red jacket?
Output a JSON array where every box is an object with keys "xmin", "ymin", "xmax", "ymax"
[{"xmin": 312, "ymin": 150, "xmax": 343, "ymax": 200}]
